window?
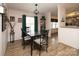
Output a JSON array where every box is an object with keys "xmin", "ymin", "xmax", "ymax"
[{"xmin": 26, "ymin": 17, "xmax": 34, "ymax": 34}]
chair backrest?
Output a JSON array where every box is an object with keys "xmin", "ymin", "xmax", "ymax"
[
  {"xmin": 41, "ymin": 30, "xmax": 49, "ymax": 37},
  {"xmin": 41, "ymin": 30, "xmax": 49, "ymax": 43},
  {"xmin": 21, "ymin": 28, "xmax": 31, "ymax": 38},
  {"xmin": 35, "ymin": 30, "xmax": 48, "ymax": 48},
  {"xmin": 21, "ymin": 28, "xmax": 26, "ymax": 37}
]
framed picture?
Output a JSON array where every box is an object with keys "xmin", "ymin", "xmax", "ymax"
[
  {"xmin": 10, "ymin": 16, "xmax": 15, "ymax": 22},
  {"xmin": 18, "ymin": 18, "xmax": 22, "ymax": 23}
]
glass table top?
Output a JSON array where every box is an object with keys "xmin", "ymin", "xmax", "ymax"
[{"xmin": 28, "ymin": 32, "xmax": 41, "ymax": 36}]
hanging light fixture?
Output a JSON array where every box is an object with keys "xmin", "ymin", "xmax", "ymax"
[{"xmin": 34, "ymin": 4, "xmax": 39, "ymax": 15}]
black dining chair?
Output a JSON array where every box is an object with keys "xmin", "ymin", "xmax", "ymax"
[
  {"xmin": 33, "ymin": 30, "xmax": 49, "ymax": 55},
  {"xmin": 21, "ymin": 28, "xmax": 31, "ymax": 49}
]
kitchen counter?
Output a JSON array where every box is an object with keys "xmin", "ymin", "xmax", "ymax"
[
  {"xmin": 61, "ymin": 26, "xmax": 79, "ymax": 29},
  {"xmin": 58, "ymin": 27, "xmax": 79, "ymax": 49}
]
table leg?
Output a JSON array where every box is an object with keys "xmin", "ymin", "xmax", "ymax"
[
  {"xmin": 39, "ymin": 36, "xmax": 41, "ymax": 56},
  {"xmin": 31, "ymin": 37, "xmax": 33, "ymax": 56}
]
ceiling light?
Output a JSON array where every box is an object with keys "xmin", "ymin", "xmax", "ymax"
[{"xmin": 34, "ymin": 4, "xmax": 39, "ymax": 15}]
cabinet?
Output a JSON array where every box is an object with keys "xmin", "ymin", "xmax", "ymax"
[{"xmin": 66, "ymin": 16, "xmax": 79, "ymax": 26}]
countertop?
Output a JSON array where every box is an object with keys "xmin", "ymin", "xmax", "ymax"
[{"xmin": 61, "ymin": 26, "xmax": 79, "ymax": 29}]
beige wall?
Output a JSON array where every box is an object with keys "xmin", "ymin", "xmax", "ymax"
[
  {"xmin": 0, "ymin": 4, "xmax": 8, "ymax": 55},
  {"xmin": 45, "ymin": 12, "xmax": 51, "ymax": 37},
  {"xmin": 7, "ymin": 8, "xmax": 42, "ymax": 41},
  {"xmin": 58, "ymin": 5, "xmax": 66, "ymax": 42}
]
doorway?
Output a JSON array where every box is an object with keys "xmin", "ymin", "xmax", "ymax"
[{"xmin": 51, "ymin": 19, "xmax": 58, "ymax": 36}]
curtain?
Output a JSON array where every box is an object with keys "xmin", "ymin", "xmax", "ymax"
[
  {"xmin": 41, "ymin": 16, "xmax": 46, "ymax": 32},
  {"xmin": 34, "ymin": 16, "xmax": 38, "ymax": 33},
  {"xmin": 22, "ymin": 15, "xmax": 26, "ymax": 32}
]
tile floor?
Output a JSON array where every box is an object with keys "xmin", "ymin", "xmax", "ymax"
[{"xmin": 5, "ymin": 33, "xmax": 79, "ymax": 56}]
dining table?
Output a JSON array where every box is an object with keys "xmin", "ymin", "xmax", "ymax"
[{"xmin": 28, "ymin": 32, "xmax": 41, "ymax": 56}]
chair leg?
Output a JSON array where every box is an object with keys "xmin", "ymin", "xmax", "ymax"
[
  {"xmin": 39, "ymin": 36, "xmax": 42, "ymax": 56},
  {"xmin": 46, "ymin": 40, "xmax": 48, "ymax": 52},
  {"xmin": 46, "ymin": 45, "xmax": 48, "ymax": 52},
  {"xmin": 22, "ymin": 37, "xmax": 25, "ymax": 49},
  {"xmin": 46, "ymin": 37, "xmax": 48, "ymax": 52},
  {"xmin": 39, "ymin": 45, "xmax": 41, "ymax": 56}
]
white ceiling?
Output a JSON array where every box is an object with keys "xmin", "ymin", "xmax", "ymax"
[
  {"xmin": 6, "ymin": 3, "xmax": 58, "ymax": 16},
  {"xmin": 6, "ymin": 3, "xmax": 79, "ymax": 16}
]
